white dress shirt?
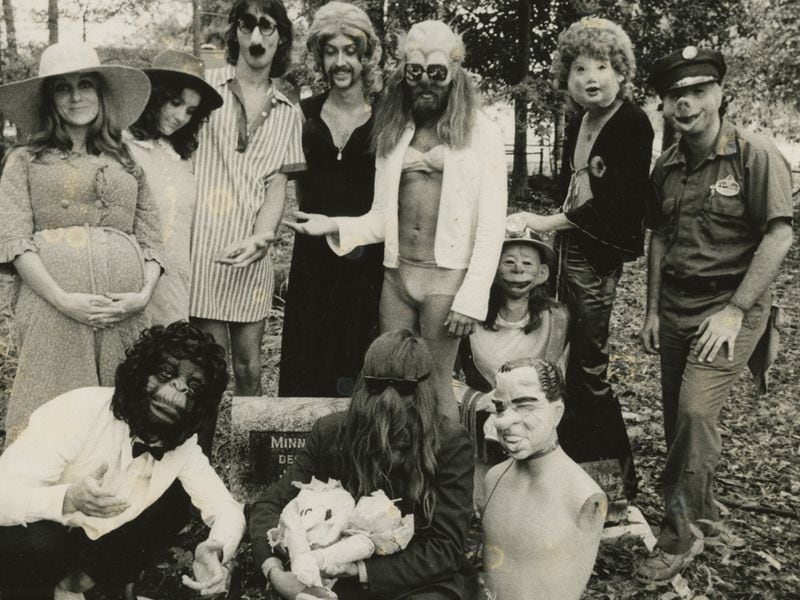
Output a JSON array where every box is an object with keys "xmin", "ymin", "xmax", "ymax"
[{"xmin": 0, "ymin": 387, "xmax": 245, "ymax": 563}]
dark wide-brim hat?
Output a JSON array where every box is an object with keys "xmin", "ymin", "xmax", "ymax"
[
  {"xmin": 649, "ymin": 46, "xmax": 726, "ymax": 96},
  {"xmin": 0, "ymin": 41, "xmax": 151, "ymax": 137},
  {"xmin": 144, "ymin": 49, "xmax": 223, "ymax": 110},
  {"xmin": 502, "ymin": 221, "xmax": 556, "ymax": 267}
]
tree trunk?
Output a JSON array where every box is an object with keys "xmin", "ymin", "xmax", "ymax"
[
  {"xmin": 509, "ymin": 0, "xmax": 531, "ymax": 204},
  {"xmin": 552, "ymin": 106, "xmax": 565, "ymax": 177},
  {"xmin": 48, "ymin": 0, "xmax": 58, "ymax": 44},
  {"xmin": 510, "ymin": 95, "xmax": 529, "ymax": 203},
  {"xmin": 365, "ymin": 0, "xmax": 385, "ymax": 52},
  {"xmin": 2, "ymin": 0, "xmax": 17, "ymax": 60},
  {"xmin": 192, "ymin": 0, "xmax": 202, "ymax": 56}
]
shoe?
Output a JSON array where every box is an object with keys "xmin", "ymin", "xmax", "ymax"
[{"xmin": 636, "ymin": 548, "xmax": 690, "ymax": 581}]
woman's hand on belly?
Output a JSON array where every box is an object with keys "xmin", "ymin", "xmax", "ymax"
[
  {"xmin": 102, "ymin": 291, "xmax": 149, "ymax": 322},
  {"xmin": 56, "ymin": 292, "xmax": 123, "ymax": 328}
]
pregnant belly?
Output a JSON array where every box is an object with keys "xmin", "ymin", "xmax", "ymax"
[{"xmin": 33, "ymin": 226, "xmax": 145, "ymax": 294}]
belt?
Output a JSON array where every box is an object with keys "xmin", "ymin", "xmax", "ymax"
[{"xmin": 662, "ymin": 272, "xmax": 744, "ymax": 295}]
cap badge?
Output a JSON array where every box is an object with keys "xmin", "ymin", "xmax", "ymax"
[
  {"xmin": 714, "ymin": 175, "xmax": 740, "ymax": 197},
  {"xmin": 682, "ymin": 46, "xmax": 698, "ymax": 60}
]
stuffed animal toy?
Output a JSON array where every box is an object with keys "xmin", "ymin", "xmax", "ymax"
[{"xmin": 268, "ymin": 477, "xmax": 414, "ymax": 598}]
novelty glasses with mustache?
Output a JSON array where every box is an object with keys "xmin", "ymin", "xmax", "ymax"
[{"xmin": 238, "ymin": 14, "xmax": 278, "ymax": 36}]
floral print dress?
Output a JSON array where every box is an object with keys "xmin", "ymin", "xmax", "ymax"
[{"xmin": 0, "ymin": 147, "xmax": 163, "ymax": 442}]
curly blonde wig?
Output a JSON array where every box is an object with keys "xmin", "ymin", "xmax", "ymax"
[{"xmin": 550, "ymin": 17, "xmax": 636, "ymax": 101}]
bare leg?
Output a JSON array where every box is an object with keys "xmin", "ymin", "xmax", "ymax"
[
  {"xmin": 229, "ymin": 320, "xmax": 266, "ymax": 396},
  {"xmin": 190, "ymin": 317, "xmax": 231, "ymax": 358},
  {"xmin": 419, "ymin": 295, "xmax": 460, "ymax": 421},
  {"xmin": 379, "ymin": 271, "xmax": 419, "ymax": 333}
]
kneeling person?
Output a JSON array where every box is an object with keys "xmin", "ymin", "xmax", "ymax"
[
  {"xmin": 0, "ymin": 322, "xmax": 245, "ymax": 599},
  {"xmin": 482, "ymin": 358, "xmax": 607, "ymax": 600}
]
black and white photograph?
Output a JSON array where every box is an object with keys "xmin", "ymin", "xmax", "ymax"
[{"xmin": 0, "ymin": 0, "xmax": 797, "ymax": 598}]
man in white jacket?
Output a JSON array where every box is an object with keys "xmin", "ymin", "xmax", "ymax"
[
  {"xmin": 287, "ymin": 20, "xmax": 507, "ymax": 419},
  {"xmin": 0, "ymin": 322, "xmax": 245, "ymax": 600}
]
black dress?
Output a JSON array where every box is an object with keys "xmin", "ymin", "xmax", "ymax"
[{"xmin": 279, "ymin": 93, "xmax": 383, "ymax": 397}]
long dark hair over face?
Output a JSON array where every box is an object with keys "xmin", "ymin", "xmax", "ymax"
[
  {"xmin": 339, "ymin": 330, "xmax": 442, "ymax": 525},
  {"xmin": 484, "ymin": 281, "xmax": 558, "ymax": 333},
  {"xmin": 225, "ymin": 0, "xmax": 293, "ymax": 77},
  {"xmin": 129, "ymin": 77, "xmax": 214, "ymax": 160},
  {"xmin": 31, "ymin": 72, "xmax": 133, "ymax": 168},
  {"xmin": 112, "ymin": 322, "xmax": 229, "ymax": 450}
]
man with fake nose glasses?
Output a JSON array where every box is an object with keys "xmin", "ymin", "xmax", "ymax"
[
  {"xmin": 638, "ymin": 47, "xmax": 793, "ymax": 581},
  {"xmin": 189, "ymin": 0, "xmax": 304, "ymax": 406}
]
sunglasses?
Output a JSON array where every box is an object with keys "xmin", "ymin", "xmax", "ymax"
[
  {"xmin": 237, "ymin": 14, "xmax": 278, "ymax": 36},
  {"xmin": 404, "ymin": 63, "xmax": 449, "ymax": 83},
  {"xmin": 364, "ymin": 373, "xmax": 431, "ymax": 396}
]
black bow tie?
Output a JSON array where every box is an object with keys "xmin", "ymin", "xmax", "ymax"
[{"xmin": 132, "ymin": 441, "xmax": 165, "ymax": 461}]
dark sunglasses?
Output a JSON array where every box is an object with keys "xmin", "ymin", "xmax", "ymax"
[
  {"xmin": 364, "ymin": 373, "xmax": 431, "ymax": 396},
  {"xmin": 237, "ymin": 14, "xmax": 278, "ymax": 36},
  {"xmin": 404, "ymin": 63, "xmax": 449, "ymax": 83}
]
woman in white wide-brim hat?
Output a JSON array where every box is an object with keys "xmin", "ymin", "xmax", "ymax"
[
  {"xmin": 0, "ymin": 41, "xmax": 165, "ymax": 444},
  {"xmin": 127, "ymin": 49, "xmax": 223, "ymax": 330}
]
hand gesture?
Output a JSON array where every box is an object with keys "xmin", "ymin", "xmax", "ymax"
[
  {"xmin": 215, "ymin": 233, "xmax": 274, "ymax": 268},
  {"xmin": 62, "ymin": 462, "xmax": 129, "ymax": 518},
  {"xmin": 694, "ymin": 305, "xmax": 744, "ymax": 363},
  {"xmin": 444, "ymin": 310, "xmax": 478, "ymax": 337},
  {"xmin": 182, "ymin": 539, "xmax": 230, "ymax": 596},
  {"xmin": 268, "ymin": 567, "xmax": 307, "ymax": 600},
  {"xmin": 505, "ymin": 212, "xmax": 529, "ymax": 232},
  {"xmin": 522, "ymin": 213, "xmax": 552, "ymax": 234},
  {"xmin": 103, "ymin": 291, "xmax": 147, "ymax": 322},
  {"xmin": 283, "ymin": 211, "xmax": 338, "ymax": 237},
  {"xmin": 319, "ymin": 560, "xmax": 358, "ymax": 579},
  {"xmin": 57, "ymin": 292, "xmax": 120, "ymax": 328},
  {"xmin": 507, "ymin": 211, "xmax": 551, "ymax": 234},
  {"xmin": 640, "ymin": 313, "xmax": 660, "ymax": 354}
]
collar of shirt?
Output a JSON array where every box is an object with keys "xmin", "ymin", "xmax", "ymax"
[
  {"xmin": 663, "ymin": 119, "xmax": 738, "ymax": 168},
  {"xmin": 220, "ymin": 66, "xmax": 293, "ymax": 152}
]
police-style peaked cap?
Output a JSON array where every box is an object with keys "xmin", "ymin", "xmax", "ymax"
[{"xmin": 649, "ymin": 46, "xmax": 726, "ymax": 96}]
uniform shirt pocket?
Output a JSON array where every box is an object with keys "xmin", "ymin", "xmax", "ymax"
[
  {"xmin": 701, "ymin": 190, "xmax": 749, "ymax": 245},
  {"xmin": 705, "ymin": 191, "xmax": 745, "ymax": 217}
]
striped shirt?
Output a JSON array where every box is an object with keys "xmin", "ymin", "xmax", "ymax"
[{"xmin": 190, "ymin": 65, "xmax": 304, "ymax": 322}]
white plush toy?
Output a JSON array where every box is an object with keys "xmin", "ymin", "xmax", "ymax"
[{"xmin": 268, "ymin": 477, "xmax": 414, "ymax": 598}]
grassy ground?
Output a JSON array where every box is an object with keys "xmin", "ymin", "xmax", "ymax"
[{"xmin": 0, "ymin": 185, "xmax": 798, "ymax": 599}]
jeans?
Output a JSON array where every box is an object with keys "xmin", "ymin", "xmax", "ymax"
[
  {"xmin": 656, "ymin": 283, "xmax": 770, "ymax": 553},
  {"xmin": 556, "ymin": 239, "xmax": 638, "ymax": 498}
]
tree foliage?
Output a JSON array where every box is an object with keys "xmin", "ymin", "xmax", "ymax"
[{"xmin": 724, "ymin": 0, "xmax": 800, "ymax": 139}]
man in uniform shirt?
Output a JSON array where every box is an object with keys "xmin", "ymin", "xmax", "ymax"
[{"xmin": 638, "ymin": 46, "xmax": 793, "ymax": 581}]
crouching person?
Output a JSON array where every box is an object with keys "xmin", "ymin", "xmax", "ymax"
[
  {"xmin": 249, "ymin": 330, "xmax": 475, "ymax": 600},
  {"xmin": 0, "ymin": 322, "xmax": 245, "ymax": 600},
  {"xmin": 482, "ymin": 358, "xmax": 607, "ymax": 600}
]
